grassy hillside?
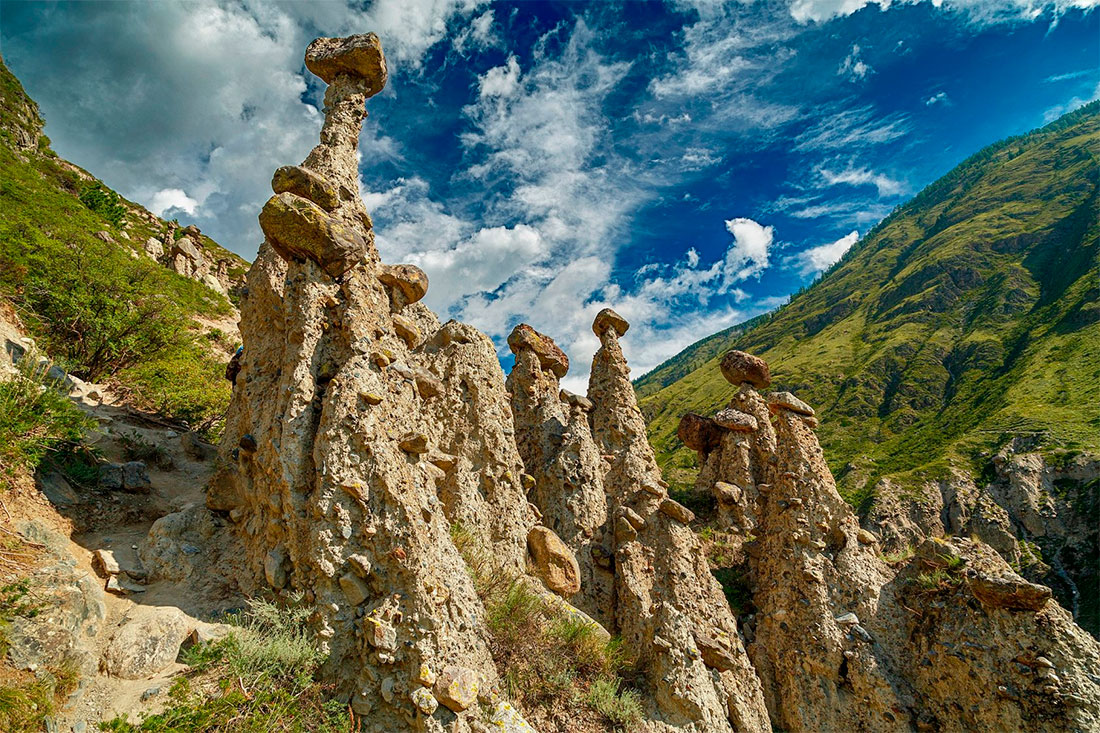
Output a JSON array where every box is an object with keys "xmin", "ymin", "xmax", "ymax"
[
  {"xmin": 639, "ymin": 102, "xmax": 1100, "ymax": 509},
  {"xmin": 0, "ymin": 57, "xmax": 247, "ymax": 435}
]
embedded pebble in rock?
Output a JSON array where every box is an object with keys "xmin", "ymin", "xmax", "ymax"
[
  {"xmin": 434, "ymin": 665, "xmax": 479, "ymax": 712},
  {"xmin": 527, "ymin": 525, "xmax": 582, "ymax": 597},
  {"xmin": 377, "ymin": 263, "xmax": 429, "ymax": 306}
]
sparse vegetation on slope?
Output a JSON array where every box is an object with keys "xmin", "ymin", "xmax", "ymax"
[
  {"xmin": 0, "ymin": 58, "xmax": 245, "ymax": 435},
  {"xmin": 100, "ymin": 598, "xmax": 350, "ymax": 733},
  {"xmin": 639, "ymin": 102, "xmax": 1100, "ymax": 509},
  {"xmin": 452, "ymin": 523, "xmax": 643, "ymax": 731}
]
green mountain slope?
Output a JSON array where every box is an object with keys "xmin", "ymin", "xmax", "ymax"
[
  {"xmin": 0, "ymin": 56, "xmax": 248, "ymax": 434},
  {"xmin": 639, "ymin": 102, "xmax": 1100, "ymax": 507}
]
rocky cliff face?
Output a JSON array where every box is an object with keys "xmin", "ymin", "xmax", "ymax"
[{"xmin": 202, "ymin": 32, "xmax": 1099, "ymax": 732}]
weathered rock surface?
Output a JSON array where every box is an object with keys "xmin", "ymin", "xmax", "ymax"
[
  {"xmin": 102, "ymin": 607, "xmax": 190, "ymax": 680},
  {"xmin": 209, "ymin": 34, "xmax": 532, "ymax": 729},
  {"xmin": 692, "ymin": 349, "xmax": 1100, "ymax": 732}
]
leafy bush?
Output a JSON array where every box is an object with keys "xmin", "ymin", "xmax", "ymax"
[
  {"xmin": 0, "ymin": 357, "xmax": 93, "ymax": 482},
  {"xmin": 101, "ymin": 597, "xmax": 348, "ymax": 732},
  {"xmin": 78, "ymin": 183, "xmax": 126, "ymax": 227},
  {"xmin": 120, "ymin": 344, "xmax": 230, "ymax": 438}
]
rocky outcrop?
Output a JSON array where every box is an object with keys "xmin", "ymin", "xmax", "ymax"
[
  {"xmin": 209, "ymin": 34, "xmax": 533, "ymax": 729},
  {"xmin": 864, "ymin": 443, "xmax": 1100, "ymax": 636},
  {"xmin": 690, "ymin": 350, "xmax": 1100, "ymax": 732},
  {"xmin": 508, "ymin": 313, "xmax": 771, "ymax": 731},
  {"xmin": 196, "ymin": 29, "xmax": 1100, "ymax": 733}
]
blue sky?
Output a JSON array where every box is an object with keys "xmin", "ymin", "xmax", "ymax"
[{"xmin": 2, "ymin": 0, "xmax": 1097, "ymax": 388}]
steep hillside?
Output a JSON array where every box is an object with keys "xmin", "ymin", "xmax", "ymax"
[
  {"xmin": 639, "ymin": 102, "xmax": 1100, "ymax": 633},
  {"xmin": 0, "ymin": 56, "xmax": 248, "ymax": 433},
  {"xmin": 641, "ymin": 101, "xmax": 1099, "ymax": 497}
]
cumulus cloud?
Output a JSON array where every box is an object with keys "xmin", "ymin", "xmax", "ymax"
[
  {"xmin": 723, "ymin": 218, "xmax": 775, "ymax": 284},
  {"xmin": 787, "ymin": 230, "xmax": 860, "ymax": 276},
  {"xmin": 924, "ymin": 91, "xmax": 950, "ymax": 105},
  {"xmin": 149, "ymin": 188, "xmax": 200, "ymax": 217}
]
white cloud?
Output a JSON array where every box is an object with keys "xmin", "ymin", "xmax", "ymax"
[
  {"xmin": 149, "ymin": 188, "xmax": 200, "ymax": 217},
  {"xmin": 1042, "ymin": 80, "xmax": 1100, "ymax": 122},
  {"xmin": 819, "ymin": 166, "xmax": 904, "ymax": 196},
  {"xmin": 924, "ymin": 91, "xmax": 950, "ymax": 105},
  {"xmin": 838, "ymin": 44, "xmax": 873, "ymax": 80},
  {"xmin": 795, "ymin": 105, "xmax": 910, "ymax": 151},
  {"xmin": 723, "ymin": 218, "xmax": 774, "ymax": 284},
  {"xmin": 1, "ymin": 0, "xmax": 487, "ymax": 260},
  {"xmin": 478, "ymin": 56, "xmax": 521, "ymax": 99},
  {"xmin": 788, "ymin": 230, "xmax": 860, "ymax": 276},
  {"xmin": 789, "ymin": 0, "xmax": 1099, "ymax": 24}
]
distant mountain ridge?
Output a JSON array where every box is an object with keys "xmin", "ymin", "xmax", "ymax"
[
  {"xmin": 637, "ymin": 101, "xmax": 1100, "ymax": 632},
  {"xmin": 639, "ymin": 100, "xmax": 1099, "ymax": 496}
]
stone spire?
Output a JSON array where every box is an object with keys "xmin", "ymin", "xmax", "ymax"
[
  {"xmin": 209, "ymin": 34, "xmax": 534, "ymax": 728},
  {"xmin": 585, "ymin": 310, "xmax": 772, "ymax": 732}
]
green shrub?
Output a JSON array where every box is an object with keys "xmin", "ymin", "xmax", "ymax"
[
  {"xmin": 449, "ymin": 525, "xmax": 641, "ymax": 729},
  {"xmin": 586, "ymin": 678, "xmax": 643, "ymax": 728},
  {"xmin": 120, "ymin": 344, "xmax": 230, "ymax": 438},
  {"xmin": 0, "ymin": 358, "xmax": 93, "ymax": 482},
  {"xmin": 78, "ymin": 183, "xmax": 126, "ymax": 228}
]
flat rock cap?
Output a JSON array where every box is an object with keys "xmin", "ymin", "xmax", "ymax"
[
  {"xmin": 713, "ymin": 408, "xmax": 758, "ymax": 432},
  {"xmin": 593, "ymin": 308, "xmax": 629, "ymax": 337},
  {"xmin": 305, "ymin": 34, "xmax": 387, "ymax": 93},
  {"xmin": 719, "ymin": 350, "xmax": 771, "ymax": 389},
  {"xmin": 507, "ymin": 324, "xmax": 569, "ymax": 378},
  {"xmin": 767, "ymin": 391, "xmax": 815, "ymax": 417}
]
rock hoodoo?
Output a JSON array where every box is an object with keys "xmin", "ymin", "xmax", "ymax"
[
  {"xmin": 203, "ymin": 30, "xmax": 1100, "ymax": 733},
  {"xmin": 689, "ymin": 349, "xmax": 1100, "ymax": 732}
]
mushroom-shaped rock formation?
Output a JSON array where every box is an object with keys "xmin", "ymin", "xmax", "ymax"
[
  {"xmin": 685, "ymin": 354, "xmax": 1100, "ymax": 733},
  {"xmin": 592, "ymin": 307, "xmax": 629, "ymax": 337},
  {"xmin": 304, "ymin": 33, "xmax": 387, "ymax": 93},
  {"xmin": 209, "ymin": 33, "xmax": 535, "ymax": 729},
  {"xmin": 506, "ymin": 323, "xmax": 569, "ymax": 378},
  {"xmin": 720, "ymin": 349, "xmax": 771, "ymax": 388}
]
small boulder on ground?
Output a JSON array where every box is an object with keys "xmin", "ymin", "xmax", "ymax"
[{"xmin": 102, "ymin": 607, "xmax": 191, "ymax": 680}]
